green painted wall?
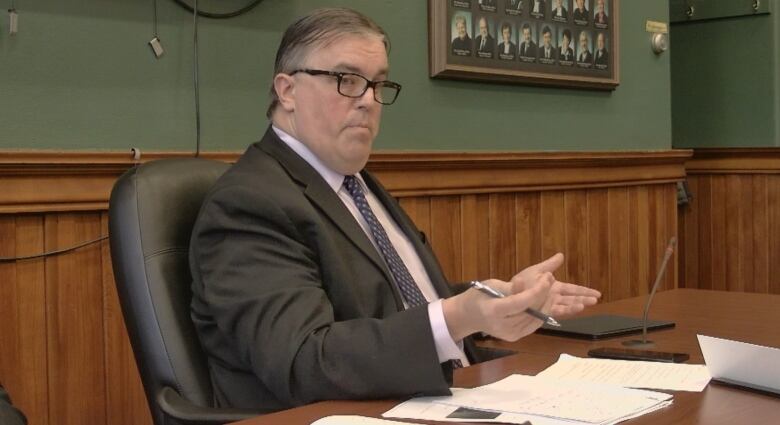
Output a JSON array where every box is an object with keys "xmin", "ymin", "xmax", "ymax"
[
  {"xmin": 0, "ymin": 0, "xmax": 671, "ymax": 152},
  {"xmin": 671, "ymin": 3, "xmax": 780, "ymax": 148}
]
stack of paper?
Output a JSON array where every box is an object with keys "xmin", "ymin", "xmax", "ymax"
[
  {"xmin": 384, "ymin": 374, "xmax": 672, "ymax": 425},
  {"xmin": 537, "ymin": 354, "xmax": 711, "ymax": 392}
]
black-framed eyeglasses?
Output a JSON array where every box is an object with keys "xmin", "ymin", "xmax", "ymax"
[{"xmin": 290, "ymin": 69, "xmax": 402, "ymax": 105}]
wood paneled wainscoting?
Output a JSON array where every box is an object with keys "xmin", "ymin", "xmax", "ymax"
[
  {"xmin": 0, "ymin": 150, "xmax": 688, "ymax": 425},
  {"xmin": 680, "ymin": 148, "xmax": 780, "ymax": 294}
]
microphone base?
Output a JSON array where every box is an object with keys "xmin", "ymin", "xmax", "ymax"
[{"xmin": 622, "ymin": 339, "xmax": 656, "ymax": 348}]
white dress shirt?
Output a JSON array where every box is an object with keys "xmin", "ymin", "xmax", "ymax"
[{"xmin": 272, "ymin": 126, "xmax": 469, "ymax": 366}]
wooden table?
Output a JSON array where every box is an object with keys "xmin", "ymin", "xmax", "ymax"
[{"xmin": 232, "ymin": 289, "xmax": 780, "ymax": 424}]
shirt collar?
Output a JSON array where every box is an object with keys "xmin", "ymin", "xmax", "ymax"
[{"xmin": 271, "ymin": 126, "xmax": 368, "ymax": 193}]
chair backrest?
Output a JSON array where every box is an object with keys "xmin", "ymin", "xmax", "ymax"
[{"xmin": 109, "ymin": 158, "xmax": 230, "ymax": 425}]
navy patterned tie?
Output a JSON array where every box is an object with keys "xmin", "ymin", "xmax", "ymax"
[
  {"xmin": 343, "ymin": 176, "xmax": 428, "ymax": 308},
  {"xmin": 344, "ymin": 176, "xmax": 463, "ymax": 368}
]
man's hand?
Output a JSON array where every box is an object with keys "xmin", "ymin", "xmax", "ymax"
[
  {"xmin": 442, "ymin": 253, "xmax": 601, "ymax": 343},
  {"xmin": 508, "ymin": 253, "xmax": 601, "ymax": 319}
]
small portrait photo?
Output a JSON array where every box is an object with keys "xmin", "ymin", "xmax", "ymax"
[
  {"xmin": 573, "ymin": 0, "xmax": 590, "ymax": 25},
  {"xmin": 497, "ymin": 21, "xmax": 518, "ymax": 60},
  {"xmin": 577, "ymin": 30, "xmax": 593, "ymax": 68},
  {"xmin": 594, "ymin": 32, "xmax": 609, "ymax": 69},
  {"xmin": 530, "ymin": 0, "xmax": 546, "ymax": 19},
  {"xmin": 478, "ymin": 0, "xmax": 498, "ymax": 12},
  {"xmin": 538, "ymin": 25, "xmax": 558, "ymax": 64},
  {"xmin": 558, "ymin": 27, "xmax": 575, "ymax": 65},
  {"xmin": 452, "ymin": 0, "xmax": 472, "ymax": 8},
  {"xmin": 551, "ymin": 0, "xmax": 569, "ymax": 22},
  {"xmin": 451, "ymin": 13, "xmax": 473, "ymax": 56},
  {"xmin": 506, "ymin": 0, "xmax": 523, "ymax": 16},
  {"xmin": 594, "ymin": 0, "xmax": 609, "ymax": 28},
  {"xmin": 518, "ymin": 22, "xmax": 538, "ymax": 62},
  {"xmin": 474, "ymin": 16, "xmax": 497, "ymax": 58}
]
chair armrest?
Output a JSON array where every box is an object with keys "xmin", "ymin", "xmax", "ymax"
[{"xmin": 157, "ymin": 386, "xmax": 262, "ymax": 425}]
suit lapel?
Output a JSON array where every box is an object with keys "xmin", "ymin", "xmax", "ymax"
[{"xmin": 256, "ymin": 129, "xmax": 397, "ymax": 292}]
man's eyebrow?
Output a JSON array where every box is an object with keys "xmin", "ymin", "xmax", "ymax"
[{"xmin": 332, "ymin": 63, "xmax": 389, "ymax": 79}]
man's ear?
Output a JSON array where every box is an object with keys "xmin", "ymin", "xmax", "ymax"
[{"xmin": 273, "ymin": 73, "xmax": 296, "ymax": 112}]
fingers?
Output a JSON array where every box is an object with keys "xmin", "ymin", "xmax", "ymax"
[
  {"xmin": 535, "ymin": 252, "xmax": 565, "ymax": 273},
  {"xmin": 491, "ymin": 275, "xmax": 552, "ymax": 317},
  {"xmin": 552, "ymin": 281, "xmax": 602, "ymax": 299}
]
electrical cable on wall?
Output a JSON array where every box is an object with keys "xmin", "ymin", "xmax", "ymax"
[
  {"xmin": 8, "ymin": 0, "xmax": 19, "ymax": 35},
  {"xmin": 0, "ymin": 235, "xmax": 109, "ymax": 263},
  {"xmin": 193, "ymin": 0, "xmax": 201, "ymax": 157},
  {"xmin": 171, "ymin": 0, "xmax": 263, "ymax": 19},
  {"xmin": 149, "ymin": 0, "xmax": 165, "ymax": 58}
]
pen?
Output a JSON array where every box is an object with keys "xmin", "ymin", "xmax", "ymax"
[{"xmin": 469, "ymin": 280, "xmax": 562, "ymax": 327}]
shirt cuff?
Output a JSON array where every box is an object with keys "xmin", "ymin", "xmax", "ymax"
[{"xmin": 428, "ymin": 299, "xmax": 469, "ymax": 366}]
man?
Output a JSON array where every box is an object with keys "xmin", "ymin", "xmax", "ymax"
[
  {"xmin": 559, "ymin": 29, "xmax": 574, "ymax": 62},
  {"xmin": 190, "ymin": 7, "xmax": 600, "ymax": 413},
  {"xmin": 507, "ymin": 0, "xmax": 523, "ymax": 12},
  {"xmin": 540, "ymin": 26, "xmax": 557, "ymax": 62},
  {"xmin": 578, "ymin": 31, "xmax": 593, "ymax": 64},
  {"xmin": 594, "ymin": 0, "xmax": 608, "ymax": 25},
  {"xmin": 552, "ymin": 0, "xmax": 568, "ymax": 20},
  {"xmin": 573, "ymin": 0, "xmax": 589, "ymax": 23},
  {"xmin": 475, "ymin": 17, "xmax": 495, "ymax": 58},
  {"xmin": 531, "ymin": 0, "xmax": 546, "ymax": 17},
  {"xmin": 519, "ymin": 24, "xmax": 538, "ymax": 59},
  {"xmin": 0, "ymin": 385, "xmax": 27, "ymax": 425},
  {"xmin": 451, "ymin": 15, "xmax": 472, "ymax": 53},
  {"xmin": 497, "ymin": 23, "xmax": 517, "ymax": 59},
  {"xmin": 595, "ymin": 32, "xmax": 609, "ymax": 66}
]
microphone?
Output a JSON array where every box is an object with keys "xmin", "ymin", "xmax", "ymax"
[{"xmin": 623, "ymin": 237, "xmax": 677, "ymax": 348}]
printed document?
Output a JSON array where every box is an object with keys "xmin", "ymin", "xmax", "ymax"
[{"xmin": 537, "ymin": 354, "xmax": 711, "ymax": 392}]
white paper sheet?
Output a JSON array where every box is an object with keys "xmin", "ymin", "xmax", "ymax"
[
  {"xmin": 437, "ymin": 374, "xmax": 673, "ymax": 424},
  {"xmin": 537, "ymin": 353, "xmax": 711, "ymax": 392},
  {"xmin": 310, "ymin": 415, "xmax": 415, "ymax": 425}
]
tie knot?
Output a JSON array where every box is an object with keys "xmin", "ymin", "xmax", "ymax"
[{"xmin": 343, "ymin": 175, "xmax": 363, "ymax": 199}]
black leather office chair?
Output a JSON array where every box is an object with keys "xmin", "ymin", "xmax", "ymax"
[{"xmin": 109, "ymin": 158, "xmax": 259, "ymax": 425}]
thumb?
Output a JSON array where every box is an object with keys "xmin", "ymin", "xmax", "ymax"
[{"xmin": 536, "ymin": 253, "xmax": 564, "ymax": 273}]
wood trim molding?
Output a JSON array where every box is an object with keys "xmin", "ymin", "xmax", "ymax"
[
  {"xmin": 0, "ymin": 149, "xmax": 691, "ymax": 213},
  {"xmin": 686, "ymin": 147, "xmax": 780, "ymax": 174}
]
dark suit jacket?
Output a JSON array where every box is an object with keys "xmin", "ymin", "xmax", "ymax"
[
  {"xmin": 573, "ymin": 7, "xmax": 589, "ymax": 21},
  {"xmin": 552, "ymin": 6, "xmax": 568, "ymax": 18},
  {"xmin": 190, "ymin": 128, "xmax": 491, "ymax": 412},
  {"xmin": 452, "ymin": 36, "xmax": 472, "ymax": 52},
  {"xmin": 508, "ymin": 0, "xmax": 523, "ymax": 10},
  {"xmin": 595, "ymin": 11, "xmax": 608, "ymax": 25},
  {"xmin": 519, "ymin": 40, "xmax": 538, "ymax": 57},
  {"xmin": 560, "ymin": 46, "xmax": 574, "ymax": 61},
  {"xmin": 578, "ymin": 50, "xmax": 593, "ymax": 63},
  {"xmin": 475, "ymin": 34, "xmax": 496, "ymax": 54},
  {"xmin": 498, "ymin": 41, "xmax": 517, "ymax": 57},
  {"xmin": 0, "ymin": 386, "xmax": 26, "ymax": 425},
  {"xmin": 595, "ymin": 49, "xmax": 609, "ymax": 65},
  {"xmin": 539, "ymin": 45, "xmax": 557, "ymax": 60}
]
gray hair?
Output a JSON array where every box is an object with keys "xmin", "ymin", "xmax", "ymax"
[{"xmin": 267, "ymin": 8, "xmax": 390, "ymax": 118}]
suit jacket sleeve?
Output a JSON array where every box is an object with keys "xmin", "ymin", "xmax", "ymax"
[
  {"xmin": 191, "ymin": 181, "xmax": 452, "ymax": 407},
  {"xmin": 0, "ymin": 386, "xmax": 26, "ymax": 425}
]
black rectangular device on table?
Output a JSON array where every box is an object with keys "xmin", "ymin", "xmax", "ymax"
[{"xmin": 536, "ymin": 314, "xmax": 675, "ymax": 340}]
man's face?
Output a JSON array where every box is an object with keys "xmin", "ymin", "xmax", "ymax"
[
  {"xmin": 479, "ymin": 19, "xmax": 488, "ymax": 37},
  {"xmin": 523, "ymin": 28, "xmax": 531, "ymax": 42},
  {"xmin": 576, "ymin": 0, "xmax": 584, "ymax": 9},
  {"xmin": 580, "ymin": 32, "xmax": 588, "ymax": 49},
  {"xmin": 284, "ymin": 35, "xmax": 387, "ymax": 175},
  {"xmin": 502, "ymin": 27, "xmax": 511, "ymax": 42},
  {"xmin": 563, "ymin": 35, "xmax": 570, "ymax": 47},
  {"xmin": 456, "ymin": 20, "xmax": 467, "ymax": 38},
  {"xmin": 597, "ymin": 0, "xmax": 604, "ymax": 12},
  {"xmin": 597, "ymin": 33, "xmax": 605, "ymax": 49},
  {"xmin": 543, "ymin": 31, "xmax": 552, "ymax": 48},
  {"xmin": 556, "ymin": 0, "xmax": 563, "ymax": 8}
]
